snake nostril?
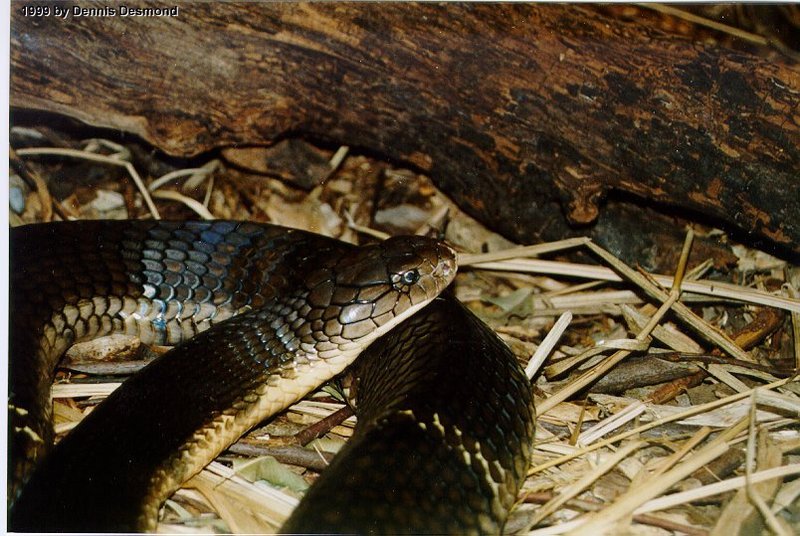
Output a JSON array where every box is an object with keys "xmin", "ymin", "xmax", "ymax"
[{"xmin": 438, "ymin": 259, "xmax": 455, "ymax": 280}]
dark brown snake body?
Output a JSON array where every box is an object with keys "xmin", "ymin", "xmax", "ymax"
[{"xmin": 8, "ymin": 220, "xmax": 534, "ymax": 533}]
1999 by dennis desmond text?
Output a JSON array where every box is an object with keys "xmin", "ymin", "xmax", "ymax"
[{"xmin": 20, "ymin": 5, "xmax": 180, "ymax": 18}]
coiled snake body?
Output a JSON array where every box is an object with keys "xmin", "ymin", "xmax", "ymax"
[{"xmin": 8, "ymin": 220, "xmax": 534, "ymax": 533}]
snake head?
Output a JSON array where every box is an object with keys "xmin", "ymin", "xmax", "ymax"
[{"xmin": 299, "ymin": 236, "xmax": 457, "ymax": 358}]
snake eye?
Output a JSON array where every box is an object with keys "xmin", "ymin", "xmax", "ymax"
[{"xmin": 401, "ymin": 269, "xmax": 420, "ymax": 285}]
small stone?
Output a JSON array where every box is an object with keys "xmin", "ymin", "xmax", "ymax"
[{"xmin": 9, "ymin": 186, "xmax": 25, "ymax": 214}]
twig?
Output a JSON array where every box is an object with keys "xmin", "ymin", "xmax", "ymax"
[
  {"xmin": 784, "ymin": 281, "xmax": 800, "ymax": 373},
  {"xmin": 538, "ymin": 231, "xmax": 695, "ymax": 414},
  {"xmin": 226, "ymin": 443, "xmax": 335, "ymax": 472},
  {"xmin": 16, "ymin": 146, "xmax": 161, "ymax": 219},
  {"xmin": 9, "ymin": 147, "xmax": 67, "ymax": 221},
  {"xmin": 293, "ymin": 405, "xmax": 355, "ymax": 446},
  {"xmin": 584, "ymin": 240, "xmax": 755, "ymax": 362}
]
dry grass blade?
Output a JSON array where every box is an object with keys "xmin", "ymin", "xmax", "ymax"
[
  {"xmin": 16, "ymin": 146, "xmax": 162, "ymax": 219},
  {"xmin": 51, "ymin": 382, "xmax": 120, "ymax": 399},
  {"xmin": 531, "ymin": 463, "xmax": 800, "ymax": 535},
  {"xmin": 637, "ymin": 464, "xmax": 800, "ymax": 516},
  {"xmin": 328, "ymin": 145, "xmax": 350, "ymax": 175},
  {"xmin": 185, "ymin": 461, "xmax": 297, "ymax": 533},
  {"xmin": 544, "ymin": 338, "xmax": 650, "ymax": 379},
  {"xmin": 467, "ymin": 258, "xmax": 800, "ymax": 313},
  {"xmin": 538, "ymin": 229, "xmax": 694, "ymax": 414},
  {"xmin": 577, "ymin": 402, "xmax": 647, "ymax": 445},
  {"xmin": 458, "ymin": 237, "xmax": 589, "ymax": 265},
  {"xmin": 151, "ymin": 190, "xmax": 215, "ymax": 219},
  {"xmin": 621, "ymin": 304, "xmax": 703, "ymax": 353},
  {"xmin": 526, "ymin": 311, "xmax": 572, "ymax": 379},
  {"xmin": 567, "ymin": 421, "xmax": 738, "ymax": 535},
  {"xmin": 636, "ymin": 3, "xmax": 769, "ymax": 46},
  {"xmin": 772, "ymin": 478, "xmax": 800, "ymax": 515},
  {"xmin": 676, "ymin": 279, "xmax": 800, "ymax": 313},
  {"xmin": 529, "ymin": 378, "xmax": 792, "ymax": 477},
  {"xmin": 344, "ymin": 211, "xmax": 391, "ymax": 240},
  {"xmin": 10, "ymin": 147, "xmax": 55, "ymax": 222},
  {"xmin": 413, "ymin": 204, "xmax": 450, "ymax": 237},
  {"xmin": 755, "ymin": 389, "xmax": 800, "ymax": 415},
  {"xmin": 149, "ymin": 167, "xmax": 215, "ymax": 192},
  {"xmin": 703, "ymin": 364, "xmax": 752, "ymax": 393},
  {"xmin": 649, "ymin": 426, "xmax": 711, "ymax": 477},
  {"xmin": 726, "ymin": 402, "xmax": 792, "ymax": 536},
  {"xmin": 524, "ymin": 440, "xmax": 646, "ymax": 529},
  {"xmin": 584, "ymin": 240, "xmax": 755, "ymax": 362},
  {"xmin": 785, "ymin": 282, "xmax": 800, "ymax": 371},
  {"xmin": 188, "ymin": 160, "xmax": 221, "ymax": 191}
]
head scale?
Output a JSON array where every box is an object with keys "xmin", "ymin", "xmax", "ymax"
[{"xmin": 296, "ymin": 236, "xmax": 457, "ymax": 359}]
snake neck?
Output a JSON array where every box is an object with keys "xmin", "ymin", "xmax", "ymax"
[{"xmin": 281, "ymin": 297, "xmax": 535, "ymax": 534}]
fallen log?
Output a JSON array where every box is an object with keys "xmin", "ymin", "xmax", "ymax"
[{"xmin": 10, "ymin": 3, "xmax": 800, "ymax": 258}]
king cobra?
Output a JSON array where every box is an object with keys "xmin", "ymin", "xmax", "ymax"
[{"xmin": 8, "ymin": 220, "xmax": 534, "ymax": 533}]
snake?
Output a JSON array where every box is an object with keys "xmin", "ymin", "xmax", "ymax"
[{"xmin": 8, "ymin": 220, "xmax": 534, "ymax": 533}]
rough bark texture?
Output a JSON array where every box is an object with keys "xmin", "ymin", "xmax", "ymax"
[{"xmin": 10, "ymin": 2, "xmax": 800, "ymax": 257}]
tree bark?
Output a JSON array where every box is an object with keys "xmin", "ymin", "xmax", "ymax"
[{"xmin": 10, "ymin": 2, "xmax": 800, "ymax": 257}]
